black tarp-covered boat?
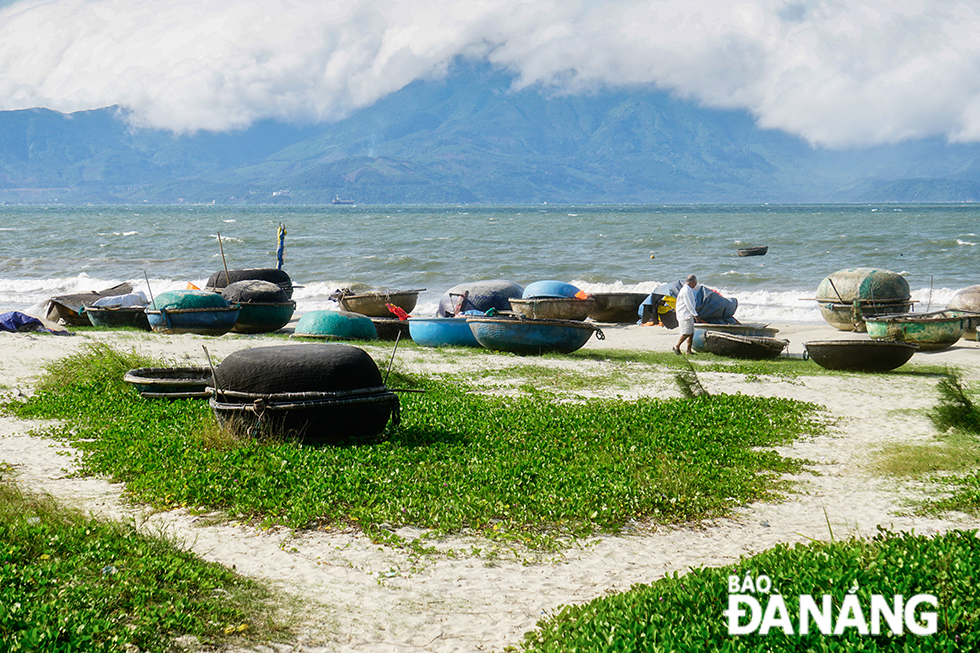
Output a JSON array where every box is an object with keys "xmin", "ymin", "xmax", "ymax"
[{"xmin": 209, "ymin": 344, "xmax": 399, "ymax": 445}]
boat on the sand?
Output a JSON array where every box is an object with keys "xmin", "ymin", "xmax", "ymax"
[
  {"xmin": 700, "ymin": 331, "xmax": 788, "ymax": 359},
  {"xmin": 803, "ymin": 339, "xmax": 919, "ymax": 372}
]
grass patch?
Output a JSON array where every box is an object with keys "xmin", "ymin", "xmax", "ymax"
[
  {"xmin": 0, "ymin": 473, "xmax": 288, "ymax": 652},
  {"xmin": 3, "ymin": 344, "xmax": 824, "ymax": 552},
  {"xmin": 517, "ymin": 528, "xmax": 980, "ymax": 651}
]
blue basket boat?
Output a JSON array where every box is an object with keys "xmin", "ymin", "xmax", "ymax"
[
  {"xmin": 466, "ymin": 316, "xmax": 603, "ymax": 355},
  {"xmin": 408, "ymin": 317, "xmax": 481, "ymax": 347},
  {"xmin": 145, "ymin": 290, "xmax": 239, "ymax": 336}
]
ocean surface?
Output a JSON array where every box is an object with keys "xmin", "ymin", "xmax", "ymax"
[{"xmin": 0, "ymin": 204, "xmax": 976, "ymax": 324}]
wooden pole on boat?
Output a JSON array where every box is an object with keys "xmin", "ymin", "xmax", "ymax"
[
  {"xmin": 143, "ymin": 270, "xmax": 156, "ymax": 308},
  {"xmin": 927, "ymin": 275, "xmax": 934, "ymax": 312},
  {"xmin": 217, "ymin": 232, "xmax": 231, "ymax": 287}
]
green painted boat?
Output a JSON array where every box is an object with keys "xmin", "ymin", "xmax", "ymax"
[
  {"xmin": 864, "ymin": 311, "xmax": 966, "ymax": 351},
  {"xmin": 291, "ymin": 310, "xmax": 378, "ymax": 341}
]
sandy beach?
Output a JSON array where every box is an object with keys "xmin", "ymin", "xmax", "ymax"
[{"xmin": 2, "ymin": 321, "xmax": 979, "ymax": 652}]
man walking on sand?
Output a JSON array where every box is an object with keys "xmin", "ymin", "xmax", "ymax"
[{"xmin": 673, "ymin": 274, "xmax": 699, "ymax": 355}]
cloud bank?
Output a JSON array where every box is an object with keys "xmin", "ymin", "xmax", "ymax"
[{"xmin": 1, "ymin": 0, "xmax": 978, "ymax": 148}]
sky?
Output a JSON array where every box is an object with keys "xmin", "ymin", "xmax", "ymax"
[{"xmin": 0, "ymin": 0, "xmax": 977, "ymax": 149}]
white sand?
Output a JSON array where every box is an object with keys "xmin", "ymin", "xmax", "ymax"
[{"xmin": 1, "ymin": 323, "xmax": 979, "ymax": 652}]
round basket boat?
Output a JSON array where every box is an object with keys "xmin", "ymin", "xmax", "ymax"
[
  {"xmin": 437, "ymin": 280, "xmax": 524, "ymax": 316},
  {"xmin": 84, "ymin": 306, "xmax": 151, "ymax": 331},
  {"xmin": 145, "ymin": 290, "xmax": 239, "ymax": 336},
  {"xmin": 123, "ymin": 367, "xmax": 212, "ymax": 399},
  {"xmin": 522, "ymin": 280, "xmax": 583, "ymax": 299},
  {"xmin": 948, "ymin": 285, "xmax": 980, "ymax": 341},
  {"xmin": 205, "ymin": 268, "xmax": 294, "ymax": 298},
  {"xmin": 588, "ymin": 292, "xmax": 650, "ymax": 323},
  {"xmin": 864, "ymin": 311, "xmax": 966, "ymax": 351},
  {"xmin": 701, "ymin": 332, "xmax": 788, "ymax": 360},
  {"xmin": 208, "ymin": 344, "xmax": 399, "ymax": 444},
  {"xmin": 291, "ymin": 310, "xmax": 377, "ymax": 341},
  {"xmin": 803, "ymin": 340, "xmax": 919, "ymax": 372},
  {"xmin": 370, "ymin": 317, "xmax": 411, "ymax": 341},
  {"xmin": 509, "ymin": 297, "xmax": 594, "ymax": 321},
  {"xmin": 466, "ymin": 316, "xmax": 604, "ymax": 355},
  {"xmin": 221, "ymin": 280, "xmax": 295, "ymax": 334},
  {"xmin": 337, "ymin": 289, "xmax": 420, "ymax": 317},
  {"xmin": 692, "ymin": 323, "xmax": 778, "ymax": 352},
  {"xmin": 814, "ymin": 268, "xmax": 913, "ymax": 332},
  {"xmin": 408, "ymin": 317, "xmax": 480, "ymax": 347}
]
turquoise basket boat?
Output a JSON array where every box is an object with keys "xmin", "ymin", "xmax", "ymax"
[
  {"xmin": 864, "ymin": 311, "xmax": 966, "ymax": 351},
  {"xmin": 145, "ymin": 290, "xmax": 239, "ymax": 336},
  {"xmin": 291, "ymin": 310, "xmax": 378, "ymax": 340}
]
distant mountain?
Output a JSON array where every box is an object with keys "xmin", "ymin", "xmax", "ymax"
[{"xmin": 2, "ymin": 61, "xmax": 980, "ymax": 204}]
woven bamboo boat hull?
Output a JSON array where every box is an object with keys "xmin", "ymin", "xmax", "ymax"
[
  {"xmin": 509, "ymin": 297, "xmax": 594, "ymax": 321},
  {"xmin": 466, "ymin": 317, "xmax": 603, "ymax": 355},
  {"xmin": 588, "ymin": 292, "xmax": 649, "ymax": 323},
  {"xmin": 865, "ymin": 312, "xmax": 965, "ymax": 351},
  {"xmin": 692, "ymin": 323, "xmax": 778, "ymax": 352},
  {"xmin": 123, "ymin": 367, "xmax": 212, "ymax": 399},
  {"xmin": 84, "ymin": 306, "xmax": 151, "ymax": 331},
  {"xmin": 231, "ymin": 301, "xmax": 296, "ymax": 334},
  {"xmin": 145, "ymin": 306, "xmax": 240, "ymax": 335},
  {"xmin": 702, "ymin": 332, "xmax": 788, "ymax": 359},
  {"xmin": 210, "ymin": 389, "xmax": 399, "ymax": 444},
  {"xmin": 408, "ymin": 317, "xmax": 480, "ymax": 347},
  {"xmin": 803, "ymin": 340, "xmax": 918, "ymax": 372},
  {"xmin": 338, "ymin": 290, "xmax": 419, "ymax": 317}
]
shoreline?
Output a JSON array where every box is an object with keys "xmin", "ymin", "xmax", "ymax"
[{"xmin": 1, "ymin": 323, "xmax": 979, "ymax": 651}]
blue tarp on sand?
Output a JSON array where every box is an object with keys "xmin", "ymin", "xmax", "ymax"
[
  {"xmin": 639, "ymin": 280, "xmax": 739, "ymax": 327},
  {"xmin": 1, "ymin": 311, "xmax": 66, "ymax": 334}
]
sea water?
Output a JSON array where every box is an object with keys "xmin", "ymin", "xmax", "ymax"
[{"xmin": 0, "ymin": 203, "xmax": 976, "ymax": 323}]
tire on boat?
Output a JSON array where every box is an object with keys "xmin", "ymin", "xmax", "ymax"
[
  {"xmin": 210, "ymin": 344, "xmax": 399, "ymax": 445},
  {"xmin": 437, "ymin": 279, "xmax": 524, "ymax": 316}
]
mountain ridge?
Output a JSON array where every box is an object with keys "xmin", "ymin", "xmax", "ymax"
[{"xmin": 2, "ymin": 62, "xmax": 979, "ymax": 204}]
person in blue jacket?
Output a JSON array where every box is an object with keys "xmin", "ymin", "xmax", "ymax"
[{"xmin": 672, "ymin": 274, "xmax": 699, "ymax": 355}]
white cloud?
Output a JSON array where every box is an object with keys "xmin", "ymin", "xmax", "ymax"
[{"xmin": 1, "ymin": 0, "xmax": 978, "ymax": 147}]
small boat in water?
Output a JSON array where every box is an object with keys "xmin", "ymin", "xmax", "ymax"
[
  {"xmin": 864, "ymin": 311, "xmax": 967, "ymax": 351},
  {"xmin": 803, "ymin": 340, "xmax": 919, "ymax": 372},
  {"xmin": 736, "ymin": 246, "xmax": 768, "ymax": 257},
  {"xmin": 701, "ymin": 331, "xmax": 788, "ymax": 359},
  {"xmin": 466, "ymin": 316, "xmax": 604, "ymax": 355}
]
